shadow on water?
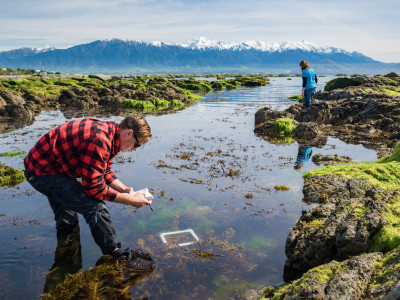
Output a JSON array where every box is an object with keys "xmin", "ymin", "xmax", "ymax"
[{"xmin": 0, "ymin": 77, "xmax": 379, "ymax": 299}]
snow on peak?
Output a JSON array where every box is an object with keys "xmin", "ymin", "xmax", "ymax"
[
  {"xmin": 174, "ymin": 37, "xmax": 347, "ymax": 54},
  {"xmin": 31, "ymin": 45, "xmax": 56, "ymax": 53}
]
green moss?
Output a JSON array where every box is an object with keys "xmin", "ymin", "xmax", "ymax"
[
  {"xmin": 288, "ymin": 94, "xmax": 302, "ymax": 102},
  {"xmin": 0, "ymin": 151, "xmax": 25, "ymax": 157},
  {"xmin": 243, "ymin": 80, "xmax": 267, "ymax": 87},
  {"xmin": 378, "ymin": 142, "xmax": 400, "ymax": 163},
  {"xmin": 225, "ymin": 83, "xmax": 237, "ymax": 90},
  {"xmin": 273, "ymin": 118, "xmax": 296, "ymax": 137},
  {"xmin": 370, "ymin": 225, "xmax": 400, "ymax": 252},
  {"xmin": 0, "ymin": 165, "xmax": 26, "ymax": 187},
  {"xmin": 179, "ymin": 83, "xmax": 212, "ymax": 93},
  {"xmin": 151, "ymin": 97, "xmax": 170, "ymax": 109},
  {"xmin": 305, "ymin": 142, "xmax": 400, "ymax": 253},
  {"xmin": 269, "ymin": 261, "xmax": 341, "ymax": 298},
  {"xmin": 324, "ymin": 77, "xmax": 360, "ymax": 91},
  {"xmin": 305, "ymin": 161, "xmax": 400, "ymax": 191},
  {"xmin": 170, "ymin": 99, "xmax": 184, "ymax": 107},
  {"xmin": 211, "ymin": 82, "xmax": 223, "ymax": 90},
  {"xmin": 124, "ymin": 100, "xmax": 156, "ymax": 111},
  {"xmin": 182, "ymin": 90, "xmax": 203, "ymax": 101}
]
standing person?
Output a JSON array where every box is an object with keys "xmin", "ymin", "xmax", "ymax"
[
  {"xmin": 24, "ymin": 115, "xmax": 154, "ymax": 269},
  {"xmin": 300, "ymin": 60, "xmax": 318, "ymax": 107}
]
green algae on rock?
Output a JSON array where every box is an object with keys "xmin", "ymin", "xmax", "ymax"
[
  {"xmin": 0, "ymin": 150, "xmax": 25, "ymax": 157},
  {"xmin": 265, "ymin": 245, "xmax": 400, "ymax": 299},
  {"xmin": 273, "ymin": 118, "xmax": 296, "ymax": 137},
  {"xmin": 264, "ymin": 252, "xmax": 383, "ymax": 299},
  {"xmin": 274, "ymin": 185, "xmax": 290, "ymax": 191},
  {"xmin": 0, "ymin": 162, "xmax": 25, "ymax": 187},
  {"xmin": 283, "ymin": 143, "xmax": 400, "ymax": 282},
  {"xmin": 287, "ymin": 95, "xmax": 302, "ymax": 102},
  {"xmin": 305, "ymin": 141, "xmax": 400, "ymax": 191}
]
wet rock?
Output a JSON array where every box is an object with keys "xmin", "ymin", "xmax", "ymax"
[
  {"xmin": 0, "ymin": 89, "xmax": 36, "ymax": 122},
  {"xmin": 311, "ymin": 153, "xmax": 352, "ymax": 165},
  {"xmin": 254, "ymin": 73, "xmax": 400, "ymax": 152},
  {"xmin": 294, "ymin": 122, "xmax": 319, "ymax": 139},
  {"xmin": 285, "ymin": 175, "xmax": 389, "ymax": 281},
  {"xmin": 265, "ymin": 252, "xmax": 383, "ymax": 299}
]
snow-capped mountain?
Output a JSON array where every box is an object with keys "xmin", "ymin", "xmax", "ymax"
[
  {"xmin": 0, "ymin": 38, "xmax": 396, "ymax": 74},
  {"xmin": 174, "ymin": 37, "xmax": 351, "ymax": 54}
]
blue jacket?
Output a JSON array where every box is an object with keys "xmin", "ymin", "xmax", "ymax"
[{"xmin": 302, "ymin": 68, "xmax": 317, "ymax": 90}]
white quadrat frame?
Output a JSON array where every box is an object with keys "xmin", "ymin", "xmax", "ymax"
[{"xmin": 159, "ymin": 229, "xmax": 200, "ymax": 247}]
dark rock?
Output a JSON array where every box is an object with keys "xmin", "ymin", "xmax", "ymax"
[
  {"xmin": 311, "ymin": 153, "xmax": 352, "ymax": 165},
  {"xmin": 269, "ymin": 252, "xmax": 382, "ymax": 299},
  {"xmin": 285, "ymin": 175, "xmax": 389, "ymax": 281},
  {"xmin": 294, "ymin": 122, "xmax": 319, "ymax": 139}
]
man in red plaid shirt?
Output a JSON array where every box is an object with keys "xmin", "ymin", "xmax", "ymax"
[{"xmin": 24, "ymin": 115, "xmax": 154, "ymax": 269}]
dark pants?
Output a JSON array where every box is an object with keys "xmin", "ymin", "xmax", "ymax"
[
  {"xmin": 304, "ymin": 87, "xmax": 316, "ymax": 107},
  {"xmin": 25, "ymin": 172, "xmax": 120, "ymax": 255}
]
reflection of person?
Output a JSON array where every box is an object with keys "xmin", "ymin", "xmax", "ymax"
[
  {"xmin": 300, "ymin": 60, "xmax": 318, "ymax": 107},
  {"xmin": 24, "ymin": 115, "xmax": 154, "ymax": 268},
  {"xmin": 294, "ymin": 145, "xmax": 313, "ymax": 169},
  {"xmin": 43, "ymin": 226, "xmax": 82, "ymax": 293}
]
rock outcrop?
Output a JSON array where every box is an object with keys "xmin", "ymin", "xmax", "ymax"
[{"xmin": 255, "ymin": 73, "xmax": 400, "ymax": 154}]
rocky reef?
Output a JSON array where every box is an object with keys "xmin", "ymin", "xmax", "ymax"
[
  {"xmin": 261, "ymin": 142, "xmax": 400, "ymax": 299},
  {"xmin": 263, "ymin": 249, "xmax": 400, "ymax": 299},
  {"xmin": 255, "ymin": 73, "xmax": 400, "ymax": 155},
  {"xmin": 256, "ymin": 74, "xmax": 400, "ymax": 299},
  {"xmin": 0, "ymin": 74, "xmax": 269, "ymax": 133}
]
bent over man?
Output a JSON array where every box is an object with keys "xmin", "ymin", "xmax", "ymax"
[{"xmin": 24, "ymin": 115, "xmax": 153, "ymax": 268}]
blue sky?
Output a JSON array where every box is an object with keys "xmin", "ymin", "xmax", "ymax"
[{"xmin": 1, "ymin": 0, "xmax": 399, "ymax": 62}]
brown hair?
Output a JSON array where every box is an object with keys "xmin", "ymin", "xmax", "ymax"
[
  {"xmin": 120, "ymin": 114, "xmax": 152, "ymax": 140},
  {"xmin": 299, "ymin": 60, "xmax": 310, "ymax": 70}
]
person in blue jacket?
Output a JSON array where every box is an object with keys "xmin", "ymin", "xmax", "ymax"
[{"xmin": 300, "ymin": 60, "xmax": 318, "ymax": 107}]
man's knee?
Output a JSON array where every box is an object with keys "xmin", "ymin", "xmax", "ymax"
[{"xmin": 83, "ymin": 202, "xmax": 109, "ymax": 227}]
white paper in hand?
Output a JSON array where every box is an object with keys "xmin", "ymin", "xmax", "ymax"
[{"xmin": 124, "ymin": 188, "xmax": 153, "ymax": 200}]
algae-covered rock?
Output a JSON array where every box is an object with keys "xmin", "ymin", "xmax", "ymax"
[
  {"xmin": 285, "ymin": 143, "xmax": 400, "ymax": 280},
  {"xmin": 0, "ymin": 163, "xmax": 25, "ymax": 187},
  {"xmin": 311, "ymin": 153, "xmax": 353, "ymax": 165},
  {"xmin": 255, "ymin": 74, "xmax": 400, "ymax": 152},
  {"xmin": 265, "ymin": 252, "xmax": 382, "ymax": 299},
  {"xmin": 265, "ymin": 245, "xmax": 400, "ymax": 299},
  {"xmin": 324, "ymin": 77, "xmax": 363, "ymax": 91}
]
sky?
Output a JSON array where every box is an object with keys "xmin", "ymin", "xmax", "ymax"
[{"xmin": 1, "ymin": 0, "xmax": 399, "ymax": 63}]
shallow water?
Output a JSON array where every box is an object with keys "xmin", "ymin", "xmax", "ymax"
[{"xmin": 0, "ymin": 77, "xmax": 378, "ymax": 299}]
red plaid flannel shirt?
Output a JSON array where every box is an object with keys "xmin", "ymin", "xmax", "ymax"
[{"xmin": 24, "ymin": 118, "xmax": 121, "ymax": 201}]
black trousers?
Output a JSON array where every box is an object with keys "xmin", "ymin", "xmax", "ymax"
[{"xmin": 25, "ymin": 172, "xmax": 121, "ymax": 255}]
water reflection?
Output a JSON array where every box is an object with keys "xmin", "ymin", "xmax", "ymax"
[
  {"xmin": 294, "ymin": 146, "xmax": 313, "ymax": 170},
  {"xmin": 43, "ymin": 227, "xmax": 82, "ymax": 293}
]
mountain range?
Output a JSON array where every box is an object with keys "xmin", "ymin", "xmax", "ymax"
[{"xmin": 0, "ymin": 38, "xmax": 398, "ymax": 75}]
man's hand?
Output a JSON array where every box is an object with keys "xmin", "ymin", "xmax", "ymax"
[
  {"xmin": 114, "ymin": 191, "xmax": 152, "ymax": 208},
  {"xmin": 122, "ymin": 186, "xmax": 134, "ymax": 194}
]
